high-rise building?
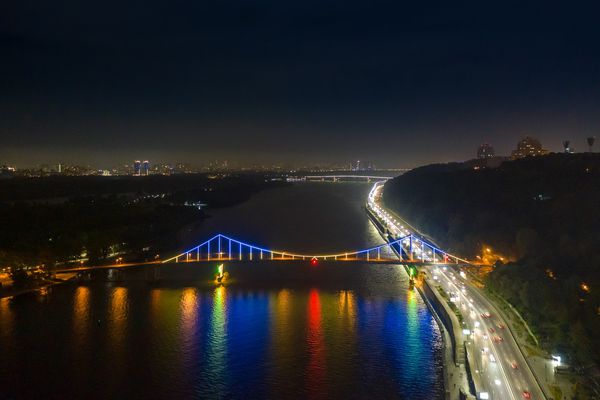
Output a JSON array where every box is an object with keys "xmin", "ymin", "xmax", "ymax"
[
  {"xmin": 142, "ymin": 160, "xmax": 149, "ymax": 176},
  {"xmin": 477, "ymin": 143, "xmax": 495, "ymax": 159},
  {"xmin": 587, "ymin": 137, "xmax": 596, "ymax": 152},
  {"xmin": 511, "ymin": 136, "xmax": 549, "ymax": 159},
  {"xmin": 134, "ymin": 160, "xmax": 141, "ymax": 175}
]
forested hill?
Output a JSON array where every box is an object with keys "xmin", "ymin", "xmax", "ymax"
[
  {"xmin": 383, "ymin": 153, "xmax": 600, "ymax": 271},
  {"xmin": 383, "ymin": 153, "xmax": 600, "ymax": 365}
]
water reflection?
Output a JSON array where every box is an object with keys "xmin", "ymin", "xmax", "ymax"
[
  {"xmin": 180, "ymin": 288, "xmax": 199, "ymax": 345},
  {"xmin": 332, "ymin": 290, "xmax": 357, "ymax": 391},
  {"xmin": 73, "ymin": 286, "xmax": 90, "ymax": 344},
  {"xmin": 405, "ymin": 287, "xmax": 420, "ymax": 382},
  {"xmin": 108, "ymin": 286, "xmax": 128, "ymax": 375},
  {"xmin": 205, "ymin": 286, "xmax": 228, "ymax": 395},
  {"xmin": 0, "ymin": 297, "xmax": 13, "ymax": 347},
  {"xmin": 306, "ymin": 289, "xmax": 326, "ymax": 399},
  {"xmin": 0, "ymin": 182, "xmax": 444, "ymax": 399},
  {"xmin": 108, "ymin": 287, "xmax": 128, "ymax": 341},
  {"xmin": 338, "ymin": 290, "xmax": 357, "ymax": 328},
  {"xmin": 0, "ymin": 277, "xmax": 443, "ymax": 399},
  {"xmin": 175, "ymin": 287, "xmax": 199, "ymax": 393},
  {"xmin": 269, "ymin": 289, "xmax": 297, "ymax": 398}
]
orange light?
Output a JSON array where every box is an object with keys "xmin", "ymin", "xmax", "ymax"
[{"xmin": 581, "ymin": 283, "xmax": 590, "ymax": 292}]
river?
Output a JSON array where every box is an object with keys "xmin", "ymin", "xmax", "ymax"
[{"xmin": 0, "ymin": 182, "xmax": 443, "ymax": 399}]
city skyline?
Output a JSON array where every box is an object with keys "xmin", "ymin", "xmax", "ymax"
[{"xmin": 2, "ymin": 133, "xmax": 595, "ymax": 172}]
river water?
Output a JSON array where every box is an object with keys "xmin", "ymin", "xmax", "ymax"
[{"xmin": 0, "ymin": 183, "xmax": 443, "ymax": 399}]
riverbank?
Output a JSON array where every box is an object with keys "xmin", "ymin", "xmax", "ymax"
[
  {"xmin": 365, "ymin": 204, "xmax": 473, "ymax": 400},
  {"xmin": 382, "ymin": 154, "xmax": 600, "ymax": 379},
  {"xmin": 368, "ymin": 180, "xmax": 549, "ymax": 399},
  {"xmin": 0, "ymin": 272, "xmax": 77, "ymax": 299},
  {"xmin": 0, "ymin": 174, "xmax": 288, "ymax": 278}
]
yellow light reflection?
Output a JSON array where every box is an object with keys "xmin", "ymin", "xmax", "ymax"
[
  {"xmin": 207, "ymin": 285, "xmax": 227, "ymax": 383},
  {"xmin": 180, "ymin": 288, "xmax": 199, "ymax": 344},
  {"xmin": 269, "ymin": 289, "xmax": 297, "ymax": 398},
  {"xmin": 0, "ymin": 297, "xmax": 14, "ymax": 347},
  {"xmin": 108, "ymin": 287, "xmax": 128, "ymax": 363},
  {"xmin": 338, "ymin": 290, "xmax": 357, "ymax": 328},
  {"xmin": 328, "ymin": 290, "xmax": 357, "ymax": 389},
  {"xmin": 150, "ymin": 288, "xmax": 161, "ymax": 316},
  {"xmin": 73, "ymin": 286, "xmax": 90, "ymax": 346}
]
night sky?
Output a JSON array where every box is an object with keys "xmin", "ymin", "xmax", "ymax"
[{"xmin": 1, "ymin": 1, "xmax": 599, "ymax": 168}]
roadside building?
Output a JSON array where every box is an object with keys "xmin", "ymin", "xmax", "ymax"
[{"xmin": 477, "ymin": 143, "xmax": 495, "ymax": 159}]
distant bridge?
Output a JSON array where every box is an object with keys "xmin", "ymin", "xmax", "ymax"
[
  {"xmin": 162, "ymin": 233, "xmax": 472, "ymax": 265},
  {"xmin": 294, "ymin": 175, "xmax": 393, "ymax": 182}
]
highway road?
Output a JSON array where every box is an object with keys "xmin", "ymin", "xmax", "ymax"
[{"xmin": 368, "ymin": 181, "xmax": 546, "ymax": 400}]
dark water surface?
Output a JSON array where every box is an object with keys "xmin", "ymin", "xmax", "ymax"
[{"xmin": 0, "ymin": 183, "xmax": 444, "ymax": 399}]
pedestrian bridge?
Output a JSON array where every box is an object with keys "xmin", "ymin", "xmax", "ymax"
[{"xmin": 162, "ymin": 233, "xmax": 473, "ymax": 265}]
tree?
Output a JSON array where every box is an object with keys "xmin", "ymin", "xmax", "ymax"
[{"xmin": 516, "ymin": 228, "xmax": 538, "ymax": 258}]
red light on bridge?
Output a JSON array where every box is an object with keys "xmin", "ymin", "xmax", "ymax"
[{"xmin": 310, "ymin": 257, "xmax": 318, "ymax": 266}]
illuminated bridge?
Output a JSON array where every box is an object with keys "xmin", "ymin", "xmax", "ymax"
[
  {"xmin": 299, "ymin": 175, "xmax": 393, "ymax": 182},
  {"xmin": 162, "ymin": 233, "xmax": 472, "ymax": 265}
]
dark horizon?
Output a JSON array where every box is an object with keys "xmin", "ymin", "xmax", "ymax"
[{"xmin": 2, "ymin": 1, "xmax": 599, "ymax": 167}]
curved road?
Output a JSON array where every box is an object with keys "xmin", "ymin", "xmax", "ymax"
[{"xmin": 369, "ymin": 181, "xmax": 546, "ymax": 400}]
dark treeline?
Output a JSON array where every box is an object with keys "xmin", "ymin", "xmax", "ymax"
[
  {"xmin": 0, "ymin": 174, "xmax": 286, "ymax": 275},
  {"xmin": 383, "ymin": 154, "xmax": 600, "ymax": 365},
  {"xmin": 0, "ymin": 173, "xmax": 280, "ymax": 202}
]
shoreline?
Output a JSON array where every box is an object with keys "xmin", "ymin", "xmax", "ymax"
[
  {"xmin": 365, "ymin": 204, "xmax": 471, "ymax": 400},
  {"xmin": 0, "ymin": 273, "xmax": 77, "ymax": 299},
  {"xmin": 369, "ymin": 184, "xmax": 551, "ymax": 400}
]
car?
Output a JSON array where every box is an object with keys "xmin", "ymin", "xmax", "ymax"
[
  {"xmin": 489, "ymin": 328, "xmax": 495, "ymax": 333},
  {"xmin": 511, "ymin": 362, "xmax": 518, "ymax": 369},
  {"xmin": 522, "ymin": 391, "xmax": 531, "ymax": 399},
  {"xmin": 497, "ymin": 323, "xmax": 505, "ymax": 330},
  {"xmin": 489, "ymin": 354, "xmax": 496, "ymax": 363}
]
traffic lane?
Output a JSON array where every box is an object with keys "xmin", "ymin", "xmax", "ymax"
[
  {"xmin": 437, "ymin": 269, "xmax": 519, "ymax": 400},
  {"xmin": 466, "ymin": 281, "xmax": 545, "ymax": 399},
  {"xmin": 446, "ymin": 271, "xmax": 529, "ymax": 397},
  {"xmin": 445, "ymin": 267, "xmax": 540, "ymax": 399},
  {"xmin": 371, "ymin": 191, "xmax": 542, "ymax": 399}
]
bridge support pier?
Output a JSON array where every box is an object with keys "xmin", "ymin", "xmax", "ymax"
[{"xmin": 146, "ymin": 266, "xmax": 161, "ymax": 283}]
